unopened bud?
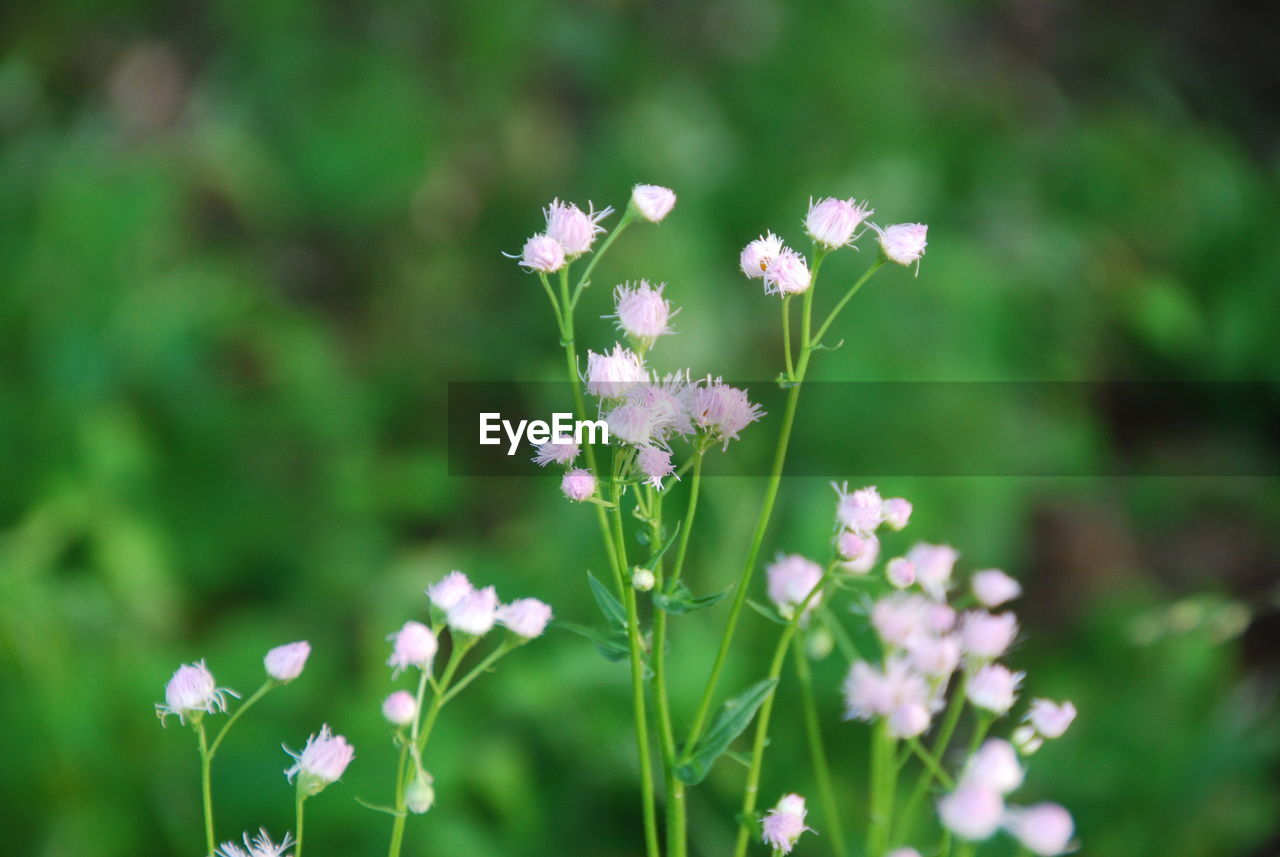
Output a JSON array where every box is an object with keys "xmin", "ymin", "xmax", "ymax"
[
  {"xmin": 406, "ymin": 771, "xmax": 435, "ymax": 814},
  {"xmin": 632, "ymin": 568, "xmax": 656, "ymax": 592}
]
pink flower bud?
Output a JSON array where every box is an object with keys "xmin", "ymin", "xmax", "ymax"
[
  {"xmin": 834, "ymin": 483, "xmax": 883, "ymax": 534},
  {"xmin": 766, "ymin": 554, "xmax": 824, "ymax": 620},
  {"xmin": 1028, "ymin": 699, "xmax": 1077, "ymax": 739},
  {"xmin": 687, "ymin": 377, "xmax": 764, "ymax": 449},
  {"xmin": 284, "ymin": 724, "xmax": 354, "ymax": 795},
  {"xmin": 157, "ymin": 660, "xmax": 236, "ymax": 725},
  {"xmin": 497, "ymin": 597, "xmax": 553, "ymax": 639},
  {"xmin": 447, "ymin": 585, "xmax": 499, "ymax": 636},
  {"xmin": 631, "ymin": 184, "xmax": 677, "ymax": 223},
  {"xmin": 740, "ymin": 232, "xmax": 784, "ymax": 279},
  {"xmin": 876, "ymin": 222, "xmax": 928, "ymax": 268},
  {"xmin": 1006, "ymin": 803, "xmax": 1074, "ymax": 856},
  {"xmin": 544, "ymin": 199, "xmax": 611, "ymax": 256},
  {"xmin": 872, "ymin": 594, "xmax": 932, "ymax": 648},
  {"xmin": 971, "ymin": 569, "xmax": 1022, "ymax": 608},
  {"xmin": 886, "ymin": 557, "xmax": 916, "ymax": 589},
  {"xmin": 837, "ymin": 530, "xmax": 873, "ymax": 561},
  {"xmin": 763, "ymin": 248, "xmax": 812, "ymax": 295},
  {"xmin": 805, "ymin": 196, "xmax": 872, "ymax": 248},
  {"xmin": 889, "ymin": 702, "xmax": 931, "ymax": 738},
  {"xmin": 906, "ymin": 542, "xmax": 958, "ymax": 601},
  {"xmin": 561, "ymin": 468, "xmax": 597, "ymax": 502},
  {"xmin": 382, "ymin": 690, "xmax": 418, "ymax": 727},
  {"xmin": 387, "ymin": 621, "xmax": 438, "ymax": 676},
  {"xmin": 964, "ymin": 739, "xmax": 1024, "ymax": 794},
  {"xmin": 938, "ymin": 782, "xmax": 1004, "ymax": 840},
  {"xmin": 967, "ymin": 663, "xmax": 1023, "ymax": 715},
  {"xmin": 881, "ymin": 497, "xmax": 913, "ymax": 530},
  {"xmin": 585, "ymin": 344, "xmax": 648, "ymax": 399},
  {"xmin": 606, "ymin": 403, "xmax": 657, "ymax": 447},
  {"xmin": 761, "ymin": 793, "xmax": 810, "ymax": 854},
  {"xmin": 906, "ymin": 633, "xmax": 961, "ymax": 678},
  {"xmin": 611, "ymin": 280, "xmax": 675, "ymax": 343},
  {"xmin": 532, "ymin": 441, "xmax": 580, "ymax": 467},
  {"xmin": 636, "ymin": 446, "xmax": 676, "ymax": 490},
  {"xmin": 960, "ymin": 611, "xmax": 1019, "ymax": 660},
  {"xmin": 926, "ymin": 603, "xmax": 957, "ymax": 633},
  {"xmin": 264, "ymin": 641, "xmax": 311, "ymax": 683},
  {"xmin": 516, "ymin": 234, "xmax": 565, "ymax": 273},
  {"xmin": 427, "ymin": 570, "xmax": 472, "ymax": 611},
  {"xmin": 841, "ymin": 533, "xmax": 880, "ymax": 575}
]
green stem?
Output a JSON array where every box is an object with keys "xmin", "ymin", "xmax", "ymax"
[
  {"xmin": 810, "ymin": 260, "xmax": 884, "ymax": 348},
  {"xmin": 417, "ymin": 638, "xmax": 473, "ymax": 753},
  {"xmin": 667, "ymin": 450, "xmax": 704, "ymax": 588},
  {"xmin": 386, "ymin": 738, "xmax": 410, "ymax": 857},
  {"xmin": 650, "ymin": 487, "xmax": 688, "ymax": 857},
  {"xmin": 896, "ymin": 673, "xmax": 969, "ymax": 844},
  {"xmin": 781, "ymin": 296, "xmax": 795, "ymax": 381},
  {"xmin": 611, "ymin": 458, "xmax": 661, "ymax": 857},
  {"xmin": 731, "ymin": 573, "xmax": 829, "ymax": 857},
  {"xmin": 440, "ymin": 640, "xmax": 515, "ymax": 705},
  {"xmin": 907, "ymin": 738, "xmax": 956, "ymax": 789},
  {"xmin": 209, "ymin": 681, "xmax": 274, "ymax": 758},
  {"xmin": 571, "ymin": 209, "xmax": 635, "ymax": 309},
  {"xmin": 196, "ymin": 721, "xmax": 215, "ymax": 857},
  {"xmin": 294, "ymin": 793, "xmax": 306, "ymax": 857},
  {"xmin": 792, "ymin": 636, "xmax": 847, "ymax": 857}
]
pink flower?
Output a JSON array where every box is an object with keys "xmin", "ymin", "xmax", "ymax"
[
  {"xmin": 886, "ymin": 557, "xmax": 916, "ymax": 588},
  {"xmin": 610, "ymin": 280, "xmax": 675, "ymax": 344},
  {"xmin": 926, "ymin": 603, "xmax": 957, "ymax": 634},
  {"xmin": 761, "ymin": 793, "xmax": 810, "ymax": 854},
  {"xmin": 843, "ymin": 657, "xmax": 929, "ymax": 721},
  {"xmin": 960, "ymin": 611, "xmax": 1019, "ymax": 660},
  {"xmin": 447, "ymin": 585, "xmax": 499, "ymax": 636},
  {"xmin": 872, "ymin": 594, "xmax": 933, "ymax": 648},
  {"xmin": 767, "ymin": 554, "xmax": 825, "ymax": 620},
  {"xmin": 544, "ymin": 199, "xmax": 612, "ymax": 256},
  {"xmin": 285, "ymin": 724, "xmax": 354, "ymax": 795},
  {"xmin": 906, "ymin": 542, "xmax": 958, "ymax": 601},
  {"xmin": 264, "ymin": 641, "xmax": 311, "ymax": 683},
  {"xmin": 805, "ymin": 196, "xmax": 872, "ymax": 248},
  {"xmin": 964, "ymin": 739, "xmax": 1023, "ymax": 794},
  {"xmin": 881, "ymin": 497, "xmax": 913, "ymax": 530},
  {"xmin": 636, "ymin": 446, "xmax": 676, "ymax": 489},
  {"xmin": 156, "ymin": 660, "xmax": 237, "ymax": 725},
  {"xmin": 687, "ymin": 377, "xmax": 764, "ymax": 448},
  {"xmin": 906, "ymin": 633, "xmax": 961, "ymax": 678},
  {"xmin": 876, "ymin": 223, "xmax": 928, "ymax": 269},
  {"xmin": 1006, "ymin": 803, "xmax": 1074, "ymax": 856},
  {"xmin": 837, "ymin": 530, "xmax": 875, "ymax": 562},
  {"xmin": 1028, "ymin": 699, "xmax": 1077, "ymax": 739},
  {"xmin": 585, "ymin": 344, "xmax": 648, "ymax": 399},
  {"xmin": 606, "ymin": 402, "xmax": 658, "ymax": 446},
  {"xmin": 627, "ymin": 373, "xmax": 695, "ymax": 441},
  {"xmin": 740, "ymin": 232, "xmax": 785, "ymax": 279},
  {"xmin": 382, "ymin": 690, "xmax": 418, "ymax": 727},
  {"xmin": 561, "ymin": 468, "xmax": 597, "ymax": 502},
  {"xmin": 498, "ymin": 598, "xmax": 553, "ymax": 639},
  {"xmin": 971, "ymin": 569, "xmax": 1022, "ymax": 608},
  {"xmin": 763, "ymin": 248, "xmax": 812, "ymax": 295},
  {"xmin": 631, "ymin": 184, "xmax": 677, "ymax": 223},
  {"xmin": 840, "ymin": 533, "xmax": 880, "ymax": 575},
  {"xmin": 889, "ymin": 702, "xmax": 931, "ymax": 738},
  {"xmin": 427, "ymin": 570, "xmax": 472, "ymax": 611},
  {"xmin": 967, "ymin": 663, "xmax": 1023, "ymax": 715},
  {"xmin": 515, "ymin": 234, "xmax": 566, "ymax": 273},
  {"xmin": 887, "ymin": 850, "xmax": 922, "ymax": 857},
  {"xmin": 834, "ymin": 483, "xmax": 884, "ymax": 534},
  {"xmin": 532, "ymin": 440, "xmax": 580, "ymax": 467},
  {"xmin": 387, "ymin": 621, "xmax": 438, "ymax": 676},
  {"xmin": 938, "ymin": 782, "xmax": 1004, "ymax": 840},
  {"xmin": 216, "ymin": 828, "xmax": 295, "ymax": 857}
]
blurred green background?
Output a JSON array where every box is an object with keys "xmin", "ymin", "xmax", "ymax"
[{"xmin": 2, "ymin": 1, "xmax": 1279, "ymax": 855}]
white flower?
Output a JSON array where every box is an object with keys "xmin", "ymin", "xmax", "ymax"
[
  {"xmin": 515, "ymin": 234, "xmax": 566, "ymax": 272},
  {"xmin": 766, "ymin": 554, "xmax": 824, "ymax": 620},
  {"xmin": 906, "ymin": 542, "xmax": 958, "ymax": 601},
  {"xmin": 544, "ymin": 199, "xmax": 611, "ymax": 256},
  {"xmin": 382, "ymin": 691, "xmax": 418, "ymax": 727},
  {"xmin": 1005, "ymin": 803, "xmax": 1075, "ymax": 856},
  {"xmin": 610, "ymin": 280, "xmax": 675, "ymax": 344},
  {"xmin": 740, "ymin": 232, "xmax": 785, "ymax": 279},
  {"xmin": 632, "ymin": 568, "xmax": 656, "ymax": 591},
  {"xmin": 967, "ymin": 663, "xmax": 1024, "ymax": 715},
  {"xmin": 805, "ymin": 196, "xmax": 872, "ymax": 248},
  {"xmin": 763, "ymin": 248, "xmax": 812, "ymax": 295},
  {"xmin": 971, "ymin": 569, "xmax": 1022, "ymax": 607},
  {"xmin": 761, "ymin": 793, "xmax": 810, "ymax": 854},
  {"xmin": 1028, "ymin": 698, "xmax": 1077, "ymax": 739},
  {"xmin": 964, "ymin": 739, "xmax": 1024, "ymax": 794},
  {"xmin": 876, "ymin": 222, "xmax": 928, "ymax": 268},
  {"xmin": 264, "ymin": 641, "xmax": 310, "ymax": 683},
  {"xmin": 216, "ymin": 828, "xmax": 295, "ymax": 857},
  {"xmin": 881, "ymin": 497, "xmax": 913, "ymax": 530},
  {"xmin": 427, "ymin": 570, "xmax": 473, "ymax": 611},
  {"xmin": 631, "ymin": 184, "xmax": 677, "ymax": 222},
  {"xmin": 585, "ymin": 344, "xmax": 648, "ymax": 399},
  {"xmin": 938, "ymin": 782, "xmax": 1004, "ymax": 840},
  {"xmin": 156, "ymin": 661, "xmax": 237, "ymax": 725},
  {"xmin": 447, "ymin": 585, "xmax": 499, "ymax": 636},
  {"xmin": 960, "ymin": 611, "xmax": 1019, "ymax": 660},
  {"xmin": 889, "ymin": 702, "xmax": 931, "ymax": 738},
  {"xmin": 284, "ymin": 725, "xmax": 354, "ymax": 796},
  {"xmin": 498, "ymin": 598, "xmax": 553, "ymax": 639},
  {"xmin": 834, "ymin": 483, "xmax": 884, "ymax": 534},
  {"xmin": 387, "ymin": 621, "xmax": 438, "ymax": 676}
]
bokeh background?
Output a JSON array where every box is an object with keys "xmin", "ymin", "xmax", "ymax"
[{"xmin": 2, "ymin": 1, "xmax": 1279, "ymax": 855}]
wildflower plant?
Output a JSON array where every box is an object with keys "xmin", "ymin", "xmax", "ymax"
[{"xmin": 511, "ymin": 186, "xmax": 1078, "ymax": 857}]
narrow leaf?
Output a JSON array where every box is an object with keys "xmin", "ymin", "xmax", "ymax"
[
  {"xmin": 747, "ymin": 598, "xmax": 786, "ymax": 625},
  {"xmin": 654, "ymin": 582, "xmax": 731, "ymax": 615},
  {"xmin": 587, "ymin": 572, "xmax": 627, "ymax": 632},
  {"xmin": 676, "ymin": 677, "xmax": 779, "ymax": 784},
  {"xmin": 555, "ymin": 621, "xmax": 629, "ymax": 662}
]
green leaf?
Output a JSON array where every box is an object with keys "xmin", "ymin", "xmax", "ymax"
[
  {"xmin": 654, "ymin": 582, "xmax": 731, "ymax": 615},
  {"xmin": 747, "ymin": 598, "xmax": 786, "ymax": 625},
  {"xmin": 555, "ymin": 621, "xmax": 629, "ymax": 662},
  {"xmin": 643, "ymin": 521, "xmax": 682, "ymax": 568},
  {"xmin": 588, "ymin": 572, "xmax": 627, "ymax": 632},
  {"xmin": 675, "ymin": 677, "xmax": 779, "ymax": 785}
]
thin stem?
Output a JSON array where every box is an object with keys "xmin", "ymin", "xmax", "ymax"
[
  {"xmin": 417, "ymin": 638, "xmax": 473, "ymax": 752},
  {"xmin": 386, "ymin": 738, "xmax": 410, "ymax": 857},
  {"xmin": 571, "ymin": 210, "xmax": 635, "ymax": 309},
  {"xmin": 781, "ymin": 296, "xmax": 795, "ymax": 381},
  {"xmin": 611, "ymin": 458, "xmax": 661, "ymax": 857},
  {"xmin": 731, "ymin": 574, "xmax": 830, "ymax": 857},
  {"xmin": 810, "ymin": 260, "xmax": 884, "ymax": 349},
  {"xmin": 792, "ymin": 636, "xmax": 847, "ymax": 857},
  {"xmin": 209, "ymin": 681, "xmax": 274, "ymax": 758},
  {"xmin": 441, "ymin": 640, "xmax": 516, "ymax": 704},
  {"xmin": 650, "ymin": 486, "xmax": 687, "ymax": 857},
  {"xmin": 896, "ymin": 672, "xmax": 969, "ymax": 843},
  {"xmin": 294, "ymin": 793, "xmax": 306, "ymax": 857},
  {"xmin": 667, "ymin": 450, "xmax": 705, "ymax": 588},
  {"xmin": 908, "ymin": 737, "xmax": 956, "ymax": 789},
  {"xmin": 196, "ymin": 721, "xmax": 215, "ymax": 857},
  {"xmin": 537, "ymin": 273, "xmax": 567, "ymax": 340}
]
